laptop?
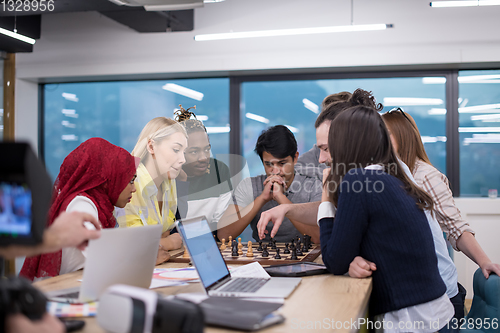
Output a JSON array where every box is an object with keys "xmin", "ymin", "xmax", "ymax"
[
  {"xmin": 46, "ymin": 224, "xmax": 162, "ymax": 303},
  {"xmin": 176, "ymin": 216, "xmax": 302, "ymax": 298}
]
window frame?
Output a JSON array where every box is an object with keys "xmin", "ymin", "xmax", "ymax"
[{"xmin": 40, "ymin": 68, "xmax": 500, "ymax": 197}]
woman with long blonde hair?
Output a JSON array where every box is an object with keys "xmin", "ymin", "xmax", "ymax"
[{"xmin": 115, "ymin": 117, "xmax": 188, "ymax": 264}]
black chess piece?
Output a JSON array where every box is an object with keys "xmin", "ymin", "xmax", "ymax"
[
  {"xmin": 274, "ymin": 248, "xmax": 281, "ymax": 259},
  {"xmin": 283, "ymin": 243, "xmax": 290, "ymax": 254},
  {"xmin": 307, "ymin": 235, "xmax": 312, "ymax": 248},
  {"xmin": 290, "ymin": 239, "xmax": 295, "ymax": 248},
  {"xmin": 290, "ymin": 245, "xmax": 298, "ymax": 260},
  {"xmin": 261, "ymin": 244, "xmax": 269, "ymax": 258},
  {"xmin": 271, "ymin": 239, "xmax": 277, "ymax": 250},
  {"xmin": 231, "ymin": 240, "xmax": 239, "ymax": 257},
  {"xmin": 302, "ymin": 241, "xmax": 309, "ymax": 253},
  {"xmin": 296, "ymin": 243, "xmax": 303, "ymax": 256},
  {"xmin": 257, "ymin": 240, "xmax": 263, "ymax": 251},
  {"xmin": 268, "ymin": 238, "xmax": 273, "ymax": 248}
]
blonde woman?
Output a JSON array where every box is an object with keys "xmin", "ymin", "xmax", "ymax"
[{"xmin": 115, "ymin": 117, "xmax": 188, "ymax": 264}]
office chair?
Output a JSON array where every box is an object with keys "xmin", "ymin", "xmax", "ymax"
[{"xmin": 461, "ymin": 268, "xmax": 500, "ymax": 332}]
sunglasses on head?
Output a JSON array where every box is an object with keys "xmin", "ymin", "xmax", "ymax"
[{"xmin": 386, "ymin": 107, "xmax": 416, "ymax": 129}]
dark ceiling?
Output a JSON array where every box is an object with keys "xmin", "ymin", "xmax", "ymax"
[{"xmin": 0, "ymin": 0, "xmax": 193, "ymax": 53}]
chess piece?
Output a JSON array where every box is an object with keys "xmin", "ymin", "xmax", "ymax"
[
  {"xmin": 220, "ymin": 238, "xmax": 226, "ymax": 251},
  {"xmin": 246, "ymin": 241, "xmax": 254, "ymax": 257},
  {"xmin": 283, "ymin": 243, "xmax": 290, "ymax": 254},
  {"xmin": 290, "ymin": 245, "xmax": 298, "ymax": 260},
  {"xmin": 228, "ymin": 236, "xmax": 232, "ymax": 247},
  {"xmin": 296, "ymin": 239, "xmax": 303, "ymax": 256},
  {"xmin": 183, "ymin": 245, "xmax": 190, "ymax": 258},
  {"xmin": 268, "ymin": 238, "xmax": 273, "ymax": 248},
  {"xmin": 302, "ymin": 240, "xmax": 309, "ymax": 253},
  {"xmin": 261, "ymin": 244, "xmax": 269, "ymax": 258},
  {"xmin": 271, "ymin": 239, "xmax": 277, "ymax": 250},
  {"xmin": 231, "ymin": 240, "xmax": 239, "ymax": 257},
  {"xmin": 238, "ymin": 237, "xmax": 243, "ymax": 255},
  {"xmin": 257, "ymin": 240, "xmax": 263, "ymax": 251},
  {"xmin": 274, "ymin": 248, "xmax": 281, "ymax": 259}
]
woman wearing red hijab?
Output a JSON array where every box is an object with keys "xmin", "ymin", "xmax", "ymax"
[{"xmin": 20, "ymin": 138, "xmax": 137, "ymax": 280}]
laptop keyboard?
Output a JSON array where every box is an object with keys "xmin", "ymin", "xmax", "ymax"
[{"xmin": 218, "ymin": 278, "xmax": 267, "ymax": 293}]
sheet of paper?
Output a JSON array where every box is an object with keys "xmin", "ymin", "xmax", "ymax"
[
  {"xmin": 149, "ymin": 278, "xmax": 187, "ymax": 289},
  {"xmin": 155, "ymin": 267, "xmax": 200, "ymax": 281},
  {"xmin": 230, "ymin": 262, "xmax": 271, "ymax": 279}
]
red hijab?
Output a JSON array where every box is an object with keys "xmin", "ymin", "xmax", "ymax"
[{"xmin": 20, "ymin": 138, "xmax": 137, "ymax": 280}]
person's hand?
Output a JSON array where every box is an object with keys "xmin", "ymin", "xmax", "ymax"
[
  {"xmin": 322, "ymin": 168, "xmax": 331, "ymax": 202},
  {"xmin": 262, "ymin": 175, "xmax": 286, "ymax": 203},
  {"xmin": 256, "ymin": 204, "xmax": 291, "ymax": 240},
  {"xmin": 258, "ymin": 177, "xmax": 275, "ymax": 203},
  {"xmin": 5, "ymin": 313, "xmax": 64, "ymax": 333},
  {"xmin": 156, "ymin": 245, "xmax": 171, "ymax": 265},
  {"xmin": 271, "ymin": 180, "xmax": 287, "ymax": 203},
  {"xmin": 44, "ymin": 211, "xmax": 102, "ymax": 253},
  {"xmin": 349, "ymin": 256, "xmax": 377, "ymax": 278},
  {"xmin": 160, "ymin": 233, "xmax": 183, "ymax": 250},
  {"xmin": 480, "ymin": 261, "xmax": 500, "ymax": 279}
]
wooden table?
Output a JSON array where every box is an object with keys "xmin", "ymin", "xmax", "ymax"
[{"xmin": 35, "ymin": 261, "xmax": 372, "ymax": 333}]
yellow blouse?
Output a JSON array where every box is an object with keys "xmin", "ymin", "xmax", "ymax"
[{"xmin": 115, "ymin": 163, "xmax": 177, "ymax": 233}]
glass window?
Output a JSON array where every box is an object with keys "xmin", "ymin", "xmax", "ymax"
[
  {"xmin": 242, "ymin": 77, "xmax": 447, "ymax": 177},
  {"xmin": 459, "ymin": 69, "xmax": 500, "ymax": 197},
  {"xmin": 0, "ymin": 59, "xmax": 3, "ymax": 141},
  {"xmin": 43, "ymin": 78, "xmax": 229, "ymax": 180}
]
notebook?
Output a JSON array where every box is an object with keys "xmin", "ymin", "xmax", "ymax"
[
  {"xmin": 46, "ymin": 224, "xmax": 162, "ymax": 303},
  {"xmin": 176, "ymin": 216, "xmax": 301, "ymax": 298}
]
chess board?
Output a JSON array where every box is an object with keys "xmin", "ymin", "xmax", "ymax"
[{"xmin": 169, "ymin": 241, "xmax": 321, "ymax": 266}]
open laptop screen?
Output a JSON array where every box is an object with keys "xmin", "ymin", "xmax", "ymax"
[{"xmin": 177, "ymin": 216, "xmax": 230, "ymax": 289}]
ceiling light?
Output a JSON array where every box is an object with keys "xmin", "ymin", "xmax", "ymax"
[
  {"xmin": 463, "ymin": 134, "xmax": 500, "ymax": 145},
  {"xmin": 428, "ymin": 108, "xmax": 447, "ymax": 115},
  {"xmin": 205, "ymin": 126, "xmax": 230, "ymax": 134},
  {"xmin": 62, "ymin": 93, "xmax": 79, "ymax": 102},
  {"xmin": 383, "ymin": 97, "xmax": 444, "ymax": 106},
  {"xmin": 303, "ymin": 99, "xmax": 319, "ymax": 114},
  {"xmin": 195, "ymin": 23, "xmax": 393, "ymax": 41},
  {"xmin": 285, "ymin": 125, "xmax": 300, "ymax": 133},
  {"xmin": 459, "ymin": 103, "xmax": 500, "ymax": 113},
  {"xmin": 0, "ymin": 27, "xmax": 36, "ymax": 44},
  {"xmin": 422, "ymin": 77, "xmax": 447, "ymax": 84},
  {"xmin": 196, "ymin": 115, "xmax": 209, "ymax": 121},
  {"xmin": 245, "ymin": 113, "xmax": 270, "ymax": 124},
  {"xmin": 430, "ymin": 0, "xmax": 500, "ymax": 7},
  {"xmin": 458, "ymin": 74, "xmax": 500, "ymax": 83},
  {"xmin": 470, "ymin": 114, "xmax": 500, "ymax": 121},
  {"xmin": 459, "ymin": 127, "xmax": 500, "ymax": 132},
  {"xmin": 163, "ymin": 83, "xmax": 204, "ymax": 101}
]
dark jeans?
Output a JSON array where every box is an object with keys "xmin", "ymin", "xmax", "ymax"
[{"xmin": 439, "ymin": 283, "xmax": 467, "ymax": 333}]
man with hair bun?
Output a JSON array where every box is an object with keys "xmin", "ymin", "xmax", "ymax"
[
  {"xmin": 174, "ymin": 106, "xmax": 234, "ymax": 238},
  {"xmin": 218, "ymin": 125, "xmax": 322, "ymax": 243}
]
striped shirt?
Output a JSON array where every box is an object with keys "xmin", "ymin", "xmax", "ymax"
[
  {"xmin": 412, "ymin": 159, "xmax": 474, "ymax": 251},
  {"xmin": 115, "ymin": 163, "xmax": 177, "ymax": 233}
]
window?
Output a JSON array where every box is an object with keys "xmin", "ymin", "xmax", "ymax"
[
  {"xmin": 43, "ymin": 78, "xmax": 229, "ymax": 179},
  {"xmin": 459, "ymin": 70, "xmax": 500, "ymax": 196},
  {"xmin": 241, "ymin": 76, "xmax": 447, "ymax": 177},
  {"xmin": 0, "ymin": 59, "xmax": 3, "ymax": 140}
]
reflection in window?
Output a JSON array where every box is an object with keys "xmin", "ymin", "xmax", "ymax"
[
  {"xmin": 242, "ymin": 77, "xmax": 446, "ymax": 178},
  {"xmin": 0, "ymin": 59, "xmax": 3, "ymax": 141},
  {"xmin": 44, "ymin": 79, "xmax": 229, "ymax": 179},
  {"xmin": 459, "ymin": 70, "xmax": 500, "ymax": 196}
]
